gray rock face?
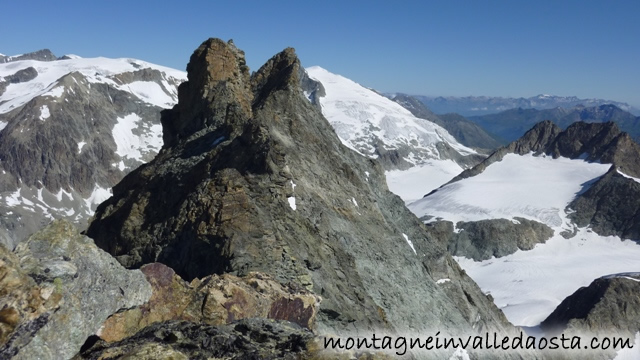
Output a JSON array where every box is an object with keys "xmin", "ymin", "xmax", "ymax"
[
  {"xmin": 86, "ymin": 38, "xmax": 525, "ymax": 356},
  {"xmin": 1, "ymin": 220, "xmax": 152, "ymax": 360},
  {"xmin": 75, "ymin": 319, "xmax": 315, "ymax": 360},
  {"xmin": 447, "ymin": 217, "xmax": 554, "ymax": 261}
]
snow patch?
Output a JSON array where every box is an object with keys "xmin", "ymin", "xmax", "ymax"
[
  {"xmin": 288, "ymin": 180, "xmax": 297, "ymax": 210},
  {"xmin": 43, "ymin": 86, "xmax": 64, "ymax": 98},
  {"xmin": 77, "ymin": 141, "xmax": 86, "ymax": 153},
  {"xmin": 83, "ymin": 185, "xmax": 112, "ymax": 212},
  {"xmin": 402, "ymin": 233, "xmax": 417, "ymax": 255},
  {"xmin": 288, "ymin": 197, "xmax": 296, "ymax": 210},
  {"xmin": 614, "ymin": 332, "xmax": 640, "ymax": 360},
  {"xmin": 4, "ymin": 188, "xmax": 22, "ymax": 206},
  {"xmin": 39, "ymin": 105, "xmax": 50, "ymax": 121},
  {"xmin": 123, "ymin": 81, "xmax": 176, "ymax": 108},
  {"xmin": 448, "ymin": 348, "xmax": 470, "ymax": 360},
  {"xmin": 351, "ymin": 197, "xmax": 358, "ymax": 207},
  {"xmin": 386, "ymin": 159, "xmax": 463, "ymax": 204}
]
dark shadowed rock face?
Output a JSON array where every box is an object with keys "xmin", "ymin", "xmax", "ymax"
[
  {"xmin": 86, "ymin": 38, "xmax": 522, "ymax": 348},
  {"xmin": 542, "ymin": 273, "xmax": 640, "ymax": 337}
]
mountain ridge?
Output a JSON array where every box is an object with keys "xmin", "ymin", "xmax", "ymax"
[
  {"xmin": 468, "ymin": 104, "xmax": 640, "ymax": 143},
  {"xmin": 415, "ymin": 94, "xmax": 640, "ymax": 116},
  {"xmin": 0, "ymin": 50, "xmax": 186, "ymax": 249}
]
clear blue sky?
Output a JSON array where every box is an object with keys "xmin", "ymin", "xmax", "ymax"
[{"xmin": 2, "ymin": 0, "xmax": 639, "ymax": 107}]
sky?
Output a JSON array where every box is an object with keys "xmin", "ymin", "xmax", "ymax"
[{"xmin": 2, "ymin": 0, "xmax": 639, "ymax": 107}]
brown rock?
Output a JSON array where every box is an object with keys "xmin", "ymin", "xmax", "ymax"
[
  {"xmin": 0, "ymin": 244, "xmax": 58, "ymax": 350},
  {"xmin": 98, "ymin": 263, "xmax": 319, "ymax": 343}
]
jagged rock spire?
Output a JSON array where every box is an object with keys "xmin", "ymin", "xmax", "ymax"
[{"xmin": 162, "ymin": 38, "xmax": 253, "ymax": 146}]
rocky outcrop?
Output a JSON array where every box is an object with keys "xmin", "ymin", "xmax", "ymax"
[
  {"xmin": 0, "ymin": 67, "xmax": 39, "ymax": 97},
  {"xmin": 541, "ymin": 273, "xmax": 640, "ymax": 336},
  {"xmin": 76, "ymin": 319, "xmax": 316, "ymax": 360},
  {"xmin": 0, "ymin": 243, "xmax": 58, "ymax": 356},
  {"xmin": 0, "ymin": 220, "xmax": 151, "ymax": 360},
  {"xmin": 447, "ymin": 217, "xmax": 554, "ymax": 261},
  {"xmin": 568, "ymin": 167, "xmax": 640, "ymax": 240},
  {"xmin": 0, "ymin": 50, "xmax": 57, "ymax": 63},
  {"xmin": 86, "ymin": 38, "xmax": 524, "ymax": 357},
  {"xmin": 98, "ymin": 263, "xmax": 318, "ymax": 343}
]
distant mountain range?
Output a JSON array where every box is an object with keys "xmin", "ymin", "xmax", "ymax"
[
  {"xmin": 390, "ymin": 94, "xmax": 503, "ymax": 151},
  {"xmin": 412, "ymin": 94, "xmax": 640, "ymax": 116},
  {"xmin": 468, "ymin": 104, "xmax": 640, "ymax": 143}
]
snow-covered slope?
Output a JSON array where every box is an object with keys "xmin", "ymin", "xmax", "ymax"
[
  {"xmin": 0, "ymin": 56, "xmax": 184, "ymax": 116},
  {"xmin": 306, "ymin": 66, "xmax": 478, "ymax": 171},
  {"xmin": 408, "ymin": 152, "xmax": 640, "ymax": 328},
  {"xmin": 0, "ymin": 53, "xmax": 186, "ymax": 248}
]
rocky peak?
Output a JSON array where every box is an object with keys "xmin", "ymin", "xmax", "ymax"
[
  {"xmin": 511, "ymin": 120, "xmax": 561, "ymax": 154},
  {"xmin": 86, "ymin": 38, "xmax": 523, "ymax": 348},
  {"xmin": 549, "ymin": 121, "xmax": 621, "ymax": 159},
  {"xmin": 0, "ymin": 49, "xmax": 57, "ymax": 63},
  {"xmin": 251, "ymin": 47, "xmax": 299, "ymax": 101},
  {"xmin": 162, "ymin": 38, "xmax": 252, "ymax": 147}
]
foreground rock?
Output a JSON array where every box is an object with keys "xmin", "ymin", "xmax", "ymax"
[
  {"xmin": 98, "ymin": 263, "xmax": 319, "ymax": 342},
  {"xmin": 86, "ymin": 38, "xmax": 529, "ymax": 358},
  {"xmin": 0, "ymin": 220, "xmax": 151, "ymax": 360},
  {"xmin": 76, "ymin": 319, "xmax": 315, "ymax": 360}
]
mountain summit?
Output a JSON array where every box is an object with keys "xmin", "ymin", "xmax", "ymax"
[{"xmin": 86, "ymin": 38, "xmax": 521, "ymax": 351}]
